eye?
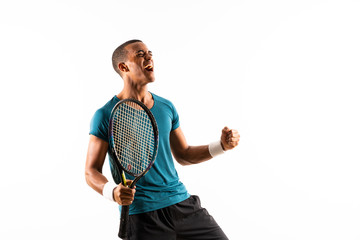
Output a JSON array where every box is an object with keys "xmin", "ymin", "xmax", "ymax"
[
  {"xmin": 148, "ymin": 51, "xmax": 153, "ymax": 56},
  {"xmin": 137, "ymin": 50, "xmax": 145, "ymax": 57}
]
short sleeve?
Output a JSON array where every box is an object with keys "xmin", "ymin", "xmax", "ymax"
[
  {"xmin": 89, "ymin": 108, "xmax": 109, "ymax": 142},
  {"xmin": 171, "ymin": 104, "xmax": 180, "ymax": 131}
]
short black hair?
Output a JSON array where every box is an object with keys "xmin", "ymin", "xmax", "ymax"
[{"xmin": 112, "ymin": 39, "xmax": 142, "ymax": 75}]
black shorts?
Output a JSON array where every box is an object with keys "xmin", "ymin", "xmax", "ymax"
[{"xmin": 120, "ymin": 195, "xmax": 228, "ymax": 240}]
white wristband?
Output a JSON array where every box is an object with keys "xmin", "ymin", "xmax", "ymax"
[
  {"xmin": 103, "ymin": 182, "xmax": 117, "ymax": 202},
  {"xmin": 209, "ymin": 140, "xmax": 225, "ymax": 157}
]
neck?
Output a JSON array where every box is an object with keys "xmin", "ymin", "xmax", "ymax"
[{"xmin": 117, "ymin": 82, "xmax": 153, "ymax": 107}]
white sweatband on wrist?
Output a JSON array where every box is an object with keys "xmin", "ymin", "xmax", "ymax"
[
  {"xmin": 209, "ymin": 140, "xmax": 225, "ymax": 157},
  {"xmin": 103, "ymin": 182, "xmax": 117, "ymax": 202}
]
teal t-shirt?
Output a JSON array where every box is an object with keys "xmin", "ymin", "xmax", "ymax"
[{"xmin": 89, "ymin": 93, "xmax": 190, "ymax": 215}]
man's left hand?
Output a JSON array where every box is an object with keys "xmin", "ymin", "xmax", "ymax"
[{"xmin": 221, "ymin": 126, "xmax": 240, "ymax": 151}]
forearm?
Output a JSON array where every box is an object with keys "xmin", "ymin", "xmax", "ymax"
[
  {"xmin": 170, "ymin": 127, "xmax": 238, "ymax": 166},
  {"xmin": 174, "ymin": 145, "xmax": 213, "ymax": 166},
  {"xmin": 85, "ymin": 168, "xmax": 109, "ymax": 195}
]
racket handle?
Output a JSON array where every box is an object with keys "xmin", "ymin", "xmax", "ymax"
[
  {"xmin": 121, "ymin": 171, "xmax": 127, "ymax": 187},
  {"xmin": 119, "ymin": 205, "xmax": 130, "ymax": 239}
]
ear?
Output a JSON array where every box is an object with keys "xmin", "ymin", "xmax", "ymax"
[{"xmin": 118, "ymin": 62, "xmax": 129, "ymax": 73}]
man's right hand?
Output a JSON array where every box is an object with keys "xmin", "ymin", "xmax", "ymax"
[{"xmin": 113, "ymin": 180, "xmax": 136, "ymax": 206}]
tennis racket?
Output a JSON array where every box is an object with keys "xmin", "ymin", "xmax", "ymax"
[{"xmin": 108, "ymin": 98, "xmax": 158, "ymax": 239}]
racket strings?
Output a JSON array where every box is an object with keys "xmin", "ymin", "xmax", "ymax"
[{"xmin": 112, "ymin": 101, "xmax": 155, "ymax": 176}]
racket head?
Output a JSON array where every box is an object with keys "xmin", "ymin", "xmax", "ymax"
[{"xmin": 109, "ymin": 99, "xmax": 158, "ymax": 179}]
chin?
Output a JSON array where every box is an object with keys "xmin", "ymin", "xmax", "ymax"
[{"xmin": 147, "ymin": 75, "xmax": 155, "ymax": 83}]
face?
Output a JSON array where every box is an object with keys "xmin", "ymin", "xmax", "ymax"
[{"xmin": 121, "ymin": 42, "xmax": 155, "ymax": 84}]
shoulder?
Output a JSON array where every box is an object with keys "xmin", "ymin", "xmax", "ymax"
[
  {"xmin": 151, "ymin": 92, "xmax": 180, "ymax": 129},
  {"xmin": 93, "ymin": 96, "xmax": 119, "ymax": 119},
  {"xmin": 89, "ymin": 96, "xmax": 120, "ymax": 141},
  {"xmin": 152, "ymin": 92, "xmax": 176, "ymax": 110}
]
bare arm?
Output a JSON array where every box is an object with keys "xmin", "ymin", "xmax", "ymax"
[
  {"xmin": 170, "ymin": 127, "xmax": 240, "ymax": 166},
  {"xmin": 170, "ymin": 127, "xmax": 211, "ymax": 165},
  {"xmin": 85, "ymin": 135, "xmax": 109, "ymax": 195},
  {"xmin": 85, "ymin": 135, "xmax": 135, "ymax": 205}
]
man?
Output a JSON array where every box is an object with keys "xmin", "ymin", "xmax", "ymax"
[{"xmin": 85, "ymin": 39, "xmax": 240, "ymax": 239}]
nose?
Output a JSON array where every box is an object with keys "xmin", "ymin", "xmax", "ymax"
[{"xmin": 145, "ymin": 52, "xmax": 152, "ymax": 61}]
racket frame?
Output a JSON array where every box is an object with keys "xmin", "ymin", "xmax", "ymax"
[
  {"xmin": 108, "ymin": 98, "xmax": 158, "ymax": 239},
  {"xmin": 109, "ymin": 98, "xmax": 158, "ymax": 184}
]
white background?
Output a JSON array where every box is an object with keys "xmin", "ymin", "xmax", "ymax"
[{"xmin": 1, "ymin": 0, "xmax": 359, "ymax": 239}]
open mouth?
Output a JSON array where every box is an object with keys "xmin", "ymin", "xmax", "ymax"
[{"xmin": 144, "ymin": 64, "xmax": 154, "ymax": 72}]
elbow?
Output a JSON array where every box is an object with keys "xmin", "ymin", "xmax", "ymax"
[
  {"xmin": 173, "ymin": 148, "xmax": 194, "ymax": 166},
  {"xmin": 175, "ymin": 157, "xmax": 192, "ymax": 166},
  {"xmin": 85, "ymin": 168, "xmax": 92, "ymax": 187},
  {"xmin": 84, "ymin": 166, "xmax": 100, "ymax": 187}
]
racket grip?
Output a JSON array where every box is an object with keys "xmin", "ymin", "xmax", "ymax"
[
  {"xmin": 121, "ymin": 171, "xmax": 127, "ymax": 187},
  {"xmin": 119, "ymin": 205, "xmax": 130, "ymax": 239}
]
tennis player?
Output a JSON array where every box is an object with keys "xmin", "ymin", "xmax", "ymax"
[{"xmin": 85, "ymin": 39, "xmax": 240, "ymax": 240}]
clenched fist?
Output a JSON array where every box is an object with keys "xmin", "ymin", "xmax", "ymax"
[
  {"xmin": 113, "ymin": 180, "xmax": 136, "ymax": 206},
  {"xmin": 220, "ymin": 126, "xmax": 240, "ymax": 151}
]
